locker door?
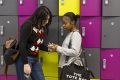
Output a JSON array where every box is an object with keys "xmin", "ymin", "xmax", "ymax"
[
  {"xmin": 80, "ymin": 48, "xmax": 100, "ymax": 79},
  {"xmin": 39, "ymin": 51, "xmax": 58, "ymax": 77},
  {"xmin": 0, "ymin": 75, "xmax": 17, "ymax": 80},
  {"xmin": 0, "ymin": 17, "xmax": 18, "ymax": 76},
  {"xmin": 102, "ymin": 17, "xmax": 120, "ymax": 48},
  {"xmin": 58, "ymin": 16, "xmax": 80, "ymax": 46},
  {"xmin": 0, "ymin": 0, "xmax": 18, "ymax": 15},
  {"xmin": 80, "ymin": 17, "xmax": 101, "ymax": 48},
  {"xmin": 59, "ymin": 0, "xmax": 80, "ymax": 16},
  {"xmin": 102, "ymin": 0, "xmax": 120, "ymax": 16},
  {"xmin": 39, "ymin": 16, "xmax": 59, "ymax": 77},
  {"xmin": 101, "ymin": 49, "xmax": 120, "ymax": 80},
  {"xmin": 0, "ymin": 16, "xmax": 18, "ymax": 45},
  {"xmin": 81, "ymin": 0, "xmax": 101, "ymax": 16},
  {"xmin": 18, "ymin": 0, "xmax": 38, "ymax": 15},
  {"xmin": 38, "ymin": 0, "xmax": 58, "ymax": 16}
]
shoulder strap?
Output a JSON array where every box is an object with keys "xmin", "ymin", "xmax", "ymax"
[{"xmin": 65, "ymin": 31, "xmax": 77, "ymax": 63}]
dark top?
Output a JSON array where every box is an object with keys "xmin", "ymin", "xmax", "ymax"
[{"xmin": 19, "ymin": 20, "xmax": 48, "ymax": 64}]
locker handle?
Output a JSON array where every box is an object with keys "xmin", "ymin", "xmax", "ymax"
[
  {"xmin": 103, "ymin": 59, "xmax": 107, "ymax": 70},
  {"xmin": 0, "ymin": 25, "xmax": 4, "ymax": 36},
  {"xmin": 60, "ymin": 26, "xmax": 64, "ymax": 36},
  {"xmin": 82, "ymin": 0, "xmax": 86, "ymax": 5},
  {"xmin": 61, "ymin": 0, "xmax": 64, "ymax": 5},
  {"xmin": 105, "ymin": 0, "xmax": 109, "ymax": 6},
  {"xmin": 82, "ymin": 27, "xmax": 85, "ymax": 37},
  {"xmin": 0, "ymin": 0, "xmax": 3, "ymax": 5},
  {"xmin": 0, "ymin": 55, "xmax": 4, "ymax": 66},
  {"xmin": 40, "ymin": 0, "xmax": 43, "ymax": 5},
  {"xmin": 20, "ymin": 0, "xmax": 23, "ymax": 5}
]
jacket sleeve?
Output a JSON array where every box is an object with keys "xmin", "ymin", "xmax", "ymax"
[
  {"xmin": 56, "ymin": 32, "xmax": 82, "ymax": 57},
  {"xmin": 19, "ymin": 21, "xmax": 32, "ymax": 64},
  {"xmin": 39, "ymin": 44, "xmax": 48, "ymax": 52}
]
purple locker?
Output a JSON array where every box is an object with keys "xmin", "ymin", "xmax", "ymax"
[
  {"xmin": 101, "ymin": 49, "xmax": 120, "ymax": 80},
  {"xmin": 0, "ymin": 75, "xmax": 17, "ymax": 80},
  {"xmin": 80, "ymin": 17, "xmax": 101, "ymax": 48},
  {"xmin": 80, "ymin": 0, "xmax": 101, "ymax": 16},
  {"xmin": 18, "ymin": 0, "xmax": 38, "ymax": 15}
]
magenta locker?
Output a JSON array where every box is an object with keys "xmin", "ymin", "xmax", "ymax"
[
  {"xmin": 80, "ymin": 17, "xmax": 101, "ymax": 48},
  {"xmin": 101, "ymin": 49, "xmax": 120, "ymax": 80},
  {"xmin": 0, "ymin": 75, "xmax": 17, "ymax": 80},
  {"xmin": 80, "ymin": 0, "xmax": 101, "ymax": 16},
  {"xmin": 18, "ymin": 0, "xmax": 38, "ymax": 15}
]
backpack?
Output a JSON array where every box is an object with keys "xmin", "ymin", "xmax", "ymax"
[{"xmin": 3, "ymin": 37, "xmax": 19, "ymax": 76}]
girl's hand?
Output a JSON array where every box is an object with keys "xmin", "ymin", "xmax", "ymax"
[{"xmin": 24, "ymin": 64, "xmax": 31, "ymax": 75}]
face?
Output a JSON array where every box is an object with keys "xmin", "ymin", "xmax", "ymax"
[
  {"xmin": 62, "ymin": 16, "xmax": 72, "ymax": 30},
  {"xmin": 42, "ymin": 15, "xmax": 50, "ymax": 27}
]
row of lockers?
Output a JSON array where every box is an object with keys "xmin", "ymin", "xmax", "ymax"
[
  {"xmin": 0, "ymin": 16, "xmax": 120, "ymax": 80},
  {"xmin": 1, "ymin": 0, "xmax": 120, "ymax": 16},
  {"xmin": 1, "ymin": 48, "xmax": 120, "ymax": 80},
  {"xmin": 1, "ymin": 16, "xmax": 120, "ymax": 48}
]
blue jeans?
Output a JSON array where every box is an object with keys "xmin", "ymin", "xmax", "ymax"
[{"xmin": 15, "ymin": 56, "xmax": 45, "ymax": 80}]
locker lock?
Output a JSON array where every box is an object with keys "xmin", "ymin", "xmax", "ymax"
[
  {"xmin": 61, "ymin": 0, "xmax": 64, "ymax": 5},
  {"xmin": 0, "ymin": 25, "xmax": 4, "ymax": 36},
  {"xmin": 20, "ymin": 0, "xmax": 23, "ymax": 5},
  {"xmin": 110, "ymin": 54, "xmax": 114, "ymax": 58},
  {"xmin": 110, "ymin": 22, "xmax": 115, "ymax": 26},
  {"xmin": 40, "ymin": 0, "xmax": 43, "ymax": 5},
  {"xmin": 0, "ymin": 0, "xmax": 3, "ymax": 5},
  {"xmin": 105, "ymin": 0, "xmax": 109, "ymax": 6},
  {"xmin": 82, "ymin": 0, "xmax": 86, "ymax": 5},
  {"xmin": 89, "ymin": 21, "xmax": 92, "ymax": 25},
  {"xmin": 82, "ymin": 27, "xmax": 85, "ymax": 37},
  {"xmin": 103, "ymin": 59, "xmax": 106, "ymax": 70}
]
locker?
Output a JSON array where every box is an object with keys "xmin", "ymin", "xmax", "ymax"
[
  {"xmin": 0, "ymin": 0, "xmax": 18, "ymax": 15},
  {"xmin": 39, "ymin": 16, "xmax": 59, "ymax": 77},
  {"xmin": 39, "ymin": 51, "xmax": 58, "ymax": 77},
  {"xmin": 101, "ymin": 49, "xmax": 120, "ymax": 80},
  {"xmin": 58, "ymin": 16, "xmax": 80, "ymax": 46},
  {"xmin": 80, "ymin": 48, "xmax": 100, "ymax": 79},
  {"xmin": 18, "ymin": 0, "xmax": 38, "ymax": 15},
  {"xmin": 0, "ymin": 16, "xmax": 18, "ymax": 75},
  {"xmin": 102, "ymin": 0, "xmax": 120, "ymax": 16},
  {"xmin": 0, "ymin": 75, "xmax": 17, "ymax": 80},
  {"xmin": 38, "ymin": 0, "xmax": 58, "ymax": 16},
  {"xmin": 59, "ymin": 0, "xmax": 80, "ymax": 16},
  {"xmin": 80, "ymin": 17, "xmax": 101, "ymax": 48},
  {"xmin": 0, "ymin": 16, "xmax": 18, "ymax": 45},
  {"xmin": 81, "ymin": 0, "xmax": 101, "ymax": 16},
  {"xmin": 102, "ymin": 17, "xmax": 120, "ymax": 48}
]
